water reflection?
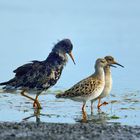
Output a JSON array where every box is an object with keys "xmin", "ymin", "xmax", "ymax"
[
  {"xmin": 89, "ymin": 110, "xmax": 110, "ymax": 124},
  {"xmin": 22, "ymin": 109, "xmax": 41, "ymax": 123},
  {"xmin": 21, "ymin": 107, "xmax": 111, "ymax": 124}
]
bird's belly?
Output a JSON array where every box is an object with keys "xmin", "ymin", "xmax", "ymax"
[
  {"xmin": 71, "ymin": 96, "xmax": 89, "ymax": 102},
  {"xmin": 88, "ymin": 85, "xmax": 104, "ymax": 101}
]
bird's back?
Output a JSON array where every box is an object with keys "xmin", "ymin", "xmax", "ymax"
[{"xmin": 56, "ymin": 74, "xmax": 104, "ymax": 99}]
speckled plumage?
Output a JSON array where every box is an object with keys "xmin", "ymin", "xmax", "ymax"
[
  {"xmin": 56, "ymin": 58, "xmax": 108, "ymax": 117},
  {"xmin": 56, "ymin": 76, "xmax": 104, "ymax": 102},
  {"xmin": 0, "ymin": 39, "xmax": 75, "ymax": 109}
]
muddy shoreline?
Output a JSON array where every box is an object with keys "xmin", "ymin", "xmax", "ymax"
[{"xmin": 0, "ymin": 122, "xmax": 139, "ymax": 140}]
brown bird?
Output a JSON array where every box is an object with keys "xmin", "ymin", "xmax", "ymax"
[
  {"xmin": 91, "ymin": 56, "xmax": 124, "ymax": 111},
  {"xmin": 56, "ymin": 58, "xmax": 109, "ymax": 121}
]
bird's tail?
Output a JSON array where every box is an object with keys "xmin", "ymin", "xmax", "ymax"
[
  {"xmin": 0, "ymin": 81, "xmax": 10, "ymax": 86},
  {"xmin": 0, "ymin": 79, "xmax": 17, "ymax": 92},
  {"xmin": 0, "ymin": 78, "xmax": 15, "ymax": 86},
  {"xmin": 0, "ymin": 80, "xmax": 12, "ymax": 86}
]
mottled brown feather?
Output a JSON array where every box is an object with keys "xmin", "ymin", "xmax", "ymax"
[{"xmin": 56, "ymin": 75, "xmax": 103, "ymax": 98}]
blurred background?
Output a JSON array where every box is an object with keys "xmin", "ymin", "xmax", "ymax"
[{"xmin": 0, "ymin": 0, "xmax": 140, "ymax": 91}]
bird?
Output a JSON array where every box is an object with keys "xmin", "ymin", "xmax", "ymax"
[
  {"xmin": 91, "ymin": 56, "xmax": 124, "ymax": 111},
  {"xmin": 56, "ymin": 58, "xmax": 109, "ymax": 121},
  {"xmin": 0, "ymin": 39, "xmax": 75, "ymax": 109}
]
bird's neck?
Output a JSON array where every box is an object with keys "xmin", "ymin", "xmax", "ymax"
[
  {"xmin": 45, "ymin": 51, "xmax": 68, "ymax": 67},
  {"xmin": 94, "ymin": 66, "xmax": 105, "ymax": 80},
  {"xmin": 104, "ymin": 66, "xmax": 111, "ymax": 75},
  {"xmin": 104, "ymin": 66, "xmax": 112, "ymax": 82}
]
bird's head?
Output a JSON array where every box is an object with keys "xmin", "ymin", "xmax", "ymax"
[
  {"xmin": 95, "ymin": 58, "xmax": 108, "ymax": 68},
  {"xmin": 52, "ymin": 39, "xmax": 75, "ymax": 64},
  {"xmin": 104, "ymin": 56, "xmax": 124, "ymax": 68}
]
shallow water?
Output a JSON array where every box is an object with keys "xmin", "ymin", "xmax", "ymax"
[
  {"xmin": 0, "ymin": 90, "xmax": 139, "ymax": 126},
  {"xmin": 0, "ymin": 0, "xmax": 140, "ymax": 126}
]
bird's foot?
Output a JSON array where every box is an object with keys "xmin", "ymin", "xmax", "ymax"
[
  {"xmin": 82, "ymin": 110, "xmax": 87, "ymax": 123},
  {"xmin": 97, "ymin": 102, "xmax": 108, "ymax": 109},
  {"xmin": 102, "ymin": 101, "xmax": 108, "ymax": 106}
]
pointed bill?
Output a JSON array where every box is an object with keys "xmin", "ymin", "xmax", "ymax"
[
  {"xmin": 109, "ymin": 64, "xmax": 117, "ymax": 68},
  {"xmin": 68, "ymin": 52, "xmax": 76, "ymax": 65},
  {"xmin": 114, "ymin": 62, "xmax": 124, "ymax": 68}
]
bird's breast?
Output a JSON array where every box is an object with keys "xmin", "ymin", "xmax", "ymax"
[{"xmin": 43, "ymin": 67, "xmax": 63, "ymax": 89}]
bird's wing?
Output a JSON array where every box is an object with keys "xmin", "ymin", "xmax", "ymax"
[
  {"xmin": 13, "ymin": 60, "xmax": 42, "ymax": 77},
  {"xmin": 0, "ymin": 61, "xmax": 43, "ymax": 87},
  {"xmin": 13, "ymin": 63, "xmax": 33, "ymax": 77},
  {"xmin": 60, "ymin": 76, "xmax": 101, "ymax": 98},
  {"xmin": 14, "ymin": 61, "xmax": 62, "ymax": 89}
]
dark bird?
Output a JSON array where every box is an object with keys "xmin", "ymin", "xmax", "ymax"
[{"xmin": 0, "ymin": 39, "xmax": 75, "ymax": 109}]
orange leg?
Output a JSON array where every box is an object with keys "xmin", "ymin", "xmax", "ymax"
[
  {"xmin": 82, "ymin": 103, "xmax": 87, "ymax": 122},
  {"xmin": 33, "ymin": 94, "xmax": 40, "ymax": 108},
  {"xmin": 97, "ymin": 98, "xmax": 101, "ymax": 110},
  {"xmin": 21, "ymin": 90, "xmax": 42, "ymax": 109}
]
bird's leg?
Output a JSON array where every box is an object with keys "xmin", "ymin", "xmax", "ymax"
[
  {"xmin": 97, "ymin": 98, "xmax": 101, "ymax": 110},
  {"xmin": 33, "ymin": 94, "xmax": 40, "ymax": 108},
  {"xmin": 82, "ymin": 103, "xmax": 87, "ymax": 122},
  {"xmin": 21, "ymin": 90, "xmax": 42, "ymax": 109},
  {"xmin": 91, "ymin": 100, "xmax": 94, "ymax": 115},
  {"xmin": 82, "ymin": 103, "xmax": 85, "ymax": 112}
]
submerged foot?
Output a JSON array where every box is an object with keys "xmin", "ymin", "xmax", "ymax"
[{"xmin": 82, "ymin": 110, "xmax": 87, "ymax": 123}]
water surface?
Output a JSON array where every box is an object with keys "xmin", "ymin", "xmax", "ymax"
[{"xmin": 0, "ymin": 91, "xmax": 139, "ymax": 126}]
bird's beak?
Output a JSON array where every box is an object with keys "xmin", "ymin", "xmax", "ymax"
[
  {"xmin": 68, "ymin": 52, "xmax": 76, "ymax": 65},
  {"xmin": 114, "ymin": 61, "xmax": 124, "ymax": 68},
  {"xmin": 109, "ymin": 64, "xmax": 117, "ymax": 68}
]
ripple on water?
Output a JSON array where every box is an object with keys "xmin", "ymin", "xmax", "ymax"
[{"xmin": 0, "ymin": 90, "xmax": 140, "ymax": 126}]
